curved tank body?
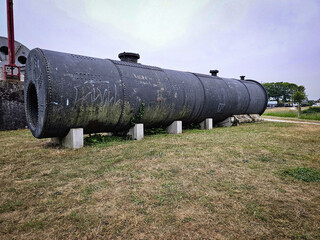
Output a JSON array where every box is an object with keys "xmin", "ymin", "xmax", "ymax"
[{"xmin": 24, "ymin": 48, "xmax": 267, "ymax": 138}]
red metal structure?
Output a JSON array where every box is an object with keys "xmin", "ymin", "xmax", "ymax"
[{"xmin": 4, "ymin": 0, "xmax": 20, "ymax": 80}]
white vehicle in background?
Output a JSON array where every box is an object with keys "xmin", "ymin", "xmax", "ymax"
[{"xmin": 312, "ymin": 103, "xmax": 320, "ymax": 107}]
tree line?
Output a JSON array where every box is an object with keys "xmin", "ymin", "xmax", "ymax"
[
  {"xmin": 262, "ymin": 82, "xmax": 306, "ymax": 104},
  {"xmin": 262, "ymin": 82, "xmax": 307, "ymax": 117}
]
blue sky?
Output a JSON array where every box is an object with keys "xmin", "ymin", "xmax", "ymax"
[{"xmin": 1, "ymin": 0, "xmax": 319, "ymax": 99}]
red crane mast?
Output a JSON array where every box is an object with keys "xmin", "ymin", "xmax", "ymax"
[{"xmin": 4, "ymin": 0, "xmax": 20, "ymax": 81}]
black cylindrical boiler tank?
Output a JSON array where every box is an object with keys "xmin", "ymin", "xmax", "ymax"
[{"xmin": 24, "ymin": 48, "xmax": 267, "ymax": 138}]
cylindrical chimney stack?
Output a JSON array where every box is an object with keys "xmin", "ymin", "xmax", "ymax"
[
  {"xmin": 118, "ymin": 52, "xmax": 140, "ymax": 63},
  {"xmin": 240, "ymin": 76, "xmax": 245, "ymax": 80},
  {"xmin": 210, "ymin": 70, "xmax": 219, "ymax": 77}
]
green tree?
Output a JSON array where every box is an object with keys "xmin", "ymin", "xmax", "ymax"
[
  {"xmin": 273, "ymin": 82, "xmax": 285, "ymax": 103},
  {"xmin": 283, "ymin": 82, "xmax": 298, "ymax": 103},
  {"xmin": 292, "ymin": 88, "xmax": 307, "ymax": 118},
  {"xmin": 262, "ymin": 82, "xmax": 302, "ymax": 105},
  {"xmin": 263, "ymin": 82, "xmax": 281, "ymax": 103}
]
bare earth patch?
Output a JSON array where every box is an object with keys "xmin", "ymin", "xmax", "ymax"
[{"xmin": 0, "ymin": 122, "xmax": 319, "ymax": 239}]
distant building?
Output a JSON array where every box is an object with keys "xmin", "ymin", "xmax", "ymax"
[{"xmin": 267, "ymin": 101, "xmax": 277, "ymax": 108}]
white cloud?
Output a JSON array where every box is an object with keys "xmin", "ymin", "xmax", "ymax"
[{"xmin": 81, "ymin": 0, "xmax": 210, "ymax": 47}]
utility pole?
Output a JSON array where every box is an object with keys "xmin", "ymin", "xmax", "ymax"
[{"xmin": 4, "ymin": 0, "xmax": 20, "ymax": 81}]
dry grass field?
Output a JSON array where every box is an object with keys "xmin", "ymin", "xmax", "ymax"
[
  {"xmin": 263, "ymin": 107, "xmax": 320, "ymax": 121},
  {"xmin": 264, "ymin": 107, "xmax": 310, "ymax": 113},
  {"xmin": 0, "ymin": 122, "xmax": 320, "ymax": 239}
]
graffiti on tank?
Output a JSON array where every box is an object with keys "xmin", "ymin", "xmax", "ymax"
[
  {"xmin": 133, "ymin": 73, "xmax": 152, "ymax": 81},
  {"xmin": 217, "ymin": 103, "xmax": 225, "ymax": 113},
  {"xmin": 74, "ymin": 80, "xmax": 116, "ymax": 106}
]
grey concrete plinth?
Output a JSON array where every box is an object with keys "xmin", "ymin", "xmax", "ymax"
[
  {"xmin": 200, "ymin": 118, "xmax": 213, "ymax": 130},
  {"xmin": 62, "ymin": 128, "xmax": 84, "ymax": 149},
  {"xmin": 249, "ymin": 114, "xmax": 264, "ymax": 122},
  {"xmin": 166, "ymin": 121, "xmax": 182, "ymax": 134},
  {"xmin": 51, "ymin": 128, "xmax": 84, "ymax": 149},
  {"xmin": 233, "ymin": 114, "xmax": 252, "ymax": 123},
  {"xmin": 216, "ymin": 117, "xmax": 233, "ymax": 127},
  {"xmin": 129, "ymin": 124, "xmax": 144, "ymax": 140}
]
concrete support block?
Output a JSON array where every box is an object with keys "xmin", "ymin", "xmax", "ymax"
[
  {"xmin": 249, "ymin": 114, "xmax": 264, "ymax": 122},
  {"xmin": 216, "ymin": 117, "xmax": 233, "ymax": 127},
  {"xmin": 51, "ymin": 128, "xmax": 84, "ymax": 149},
  {"xmin": 128, "ymin": 123, "xmax": 144, "ymax": 140},
  {"xmin": 166, "ymin": 121, "xmax": 182, "ymax": 134},
  {"xmin": 200, "ymin": 118, "xmax": 213, "ymax": 130},
  {"xmin": 233, "ymin": 114, "xmax": 253, "ymax": 123}
]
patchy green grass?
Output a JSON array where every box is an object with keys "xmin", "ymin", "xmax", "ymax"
[
  {"xmin": 0, "ymin": 122, "xmax": 320, "ymax": 239},
  {"xmin": 281, "ymin": 167, "xmax": 320, "ymax": 182},
  {"xmin": 300, "ymin": 113, "xmax": 320, "ymax": 121},
  {"xmin": 302, "ymin": 107, "xmax": 320, "ymax": 114},
  {"xmin": 84, "ymin": 134, "xmax": 128, "ymax": 146},
  {"xmin": 0, "ymin": 200, "xmax": 23, "ymax": 214},
  {"xmin": 263, "ymin": 111, "xmax": 298, "ymax": 118},
  {"xmin": 263, "ymin": 107, "xmax": 320, "ymax": 120}
]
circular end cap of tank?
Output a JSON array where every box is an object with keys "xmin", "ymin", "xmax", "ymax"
[
  {"xmin": 24, "ymin": 48, "xmax": 49, "ymax": 138},
  {"xmin": 118, "ymin": 52, "xmax": 140, "ymax": 63}
]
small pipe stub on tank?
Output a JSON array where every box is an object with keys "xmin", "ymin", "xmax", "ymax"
[
  {"xmin": 240, "ymin": 76, "xmax": 245, "ymax": 80},
  {"xmin": 210, "ymin": 70, "xmax": 219, "ymax": 76},
  {"xmin": 118, "ymin": 52, "xmax": 140, "ymax": 63}
]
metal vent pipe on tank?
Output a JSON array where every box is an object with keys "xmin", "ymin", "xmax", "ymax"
[
  {"xmin": 118, "ymin": 52, "xmax": 140, "ymax": 63},
  {"xmin": 210, "ymin": 70, "xmax": 219, "ymax": 76}
]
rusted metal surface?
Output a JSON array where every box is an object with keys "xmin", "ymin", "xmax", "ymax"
[
  {"xmin": 7, "ymin": 0, "xmax": 16, "ymax": 66},
  {"xmin": 24, "ymin": 49, "xmax": 268, "ymax": 138}
]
